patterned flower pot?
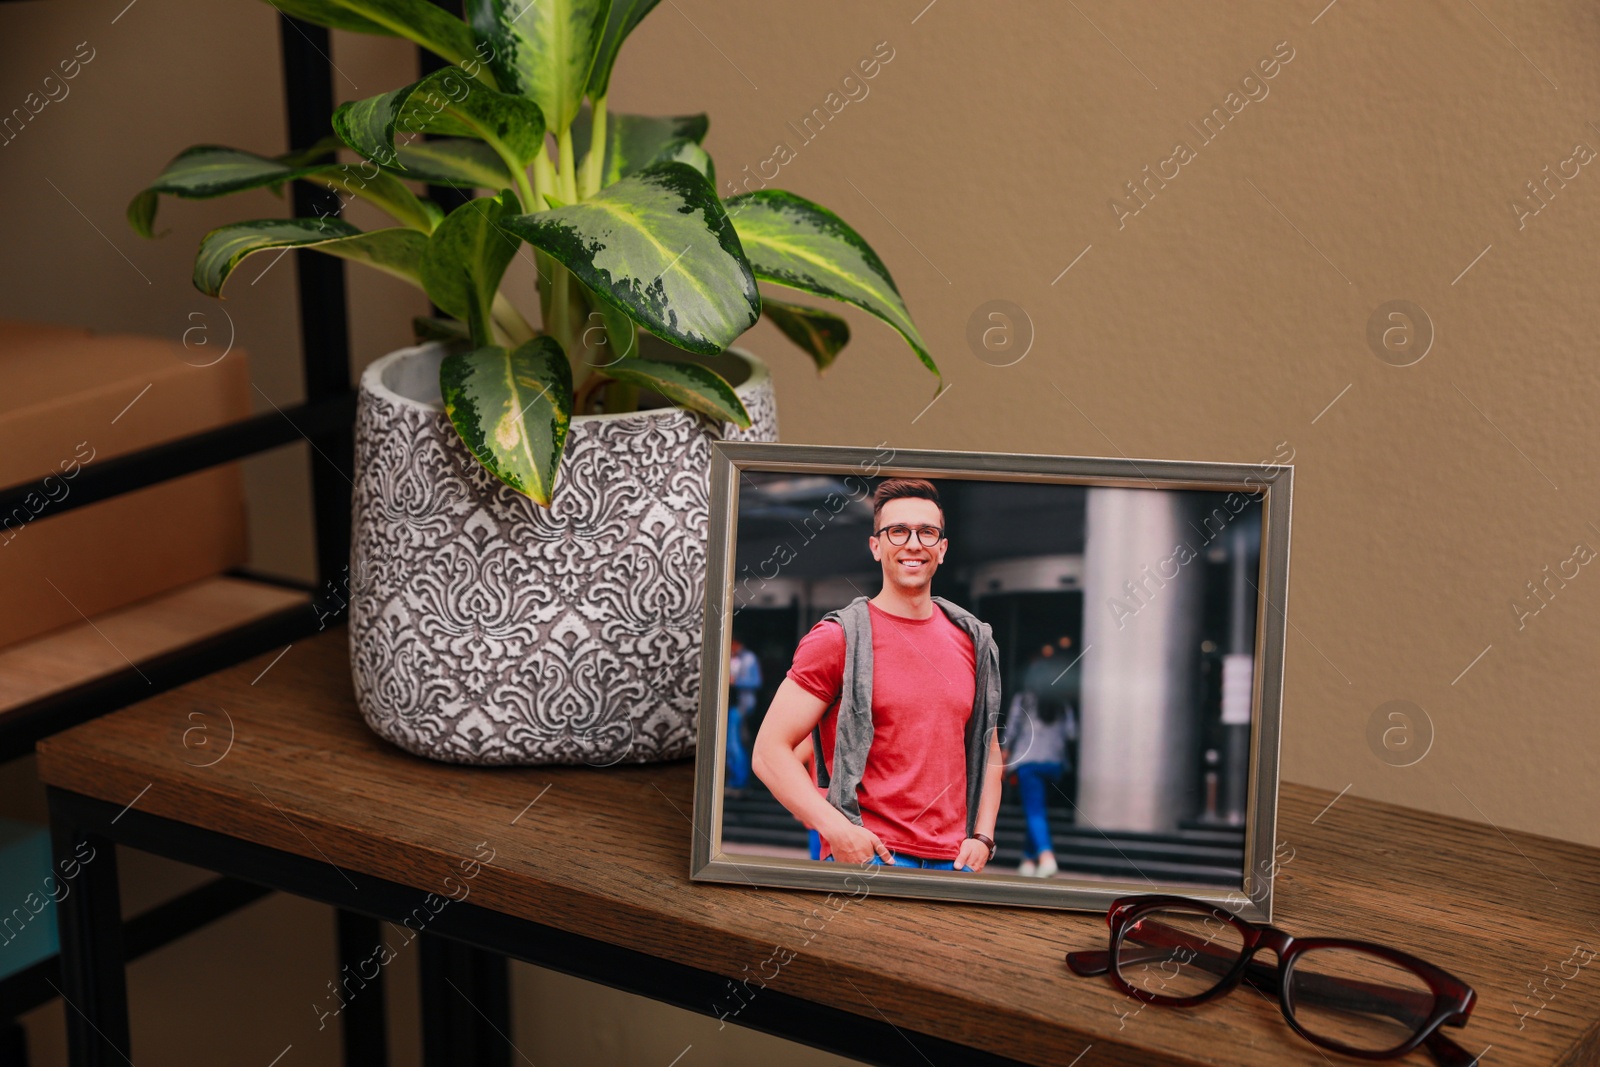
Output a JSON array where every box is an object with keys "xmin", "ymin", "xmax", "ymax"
[{"xmin": 349, "ymin": 342, "xmax": 778, "ymax": 766}]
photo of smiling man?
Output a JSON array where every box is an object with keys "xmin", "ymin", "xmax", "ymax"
[{"xmin": 751, "ymin": 478, "xmax": 1005, "ymax": 871}]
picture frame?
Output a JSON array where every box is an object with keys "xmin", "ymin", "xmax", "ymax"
[{"xmin": 690, "ymin": 442, "xmax": 1293, "ymax": 919}]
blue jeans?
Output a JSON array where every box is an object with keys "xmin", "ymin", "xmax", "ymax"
[
  {"xmin": 726, "ymin": 688, "xmax": 757, "ymax": 790},
  {"xmin": 826, "ymin": 853, "xmax": 973, "ymax": 872},
  {"xmin": 1016, "ymin": 762, "xmax": 1063, "ymax": 860}
]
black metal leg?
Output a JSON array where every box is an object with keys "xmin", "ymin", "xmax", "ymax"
[
  {"xmin": 47, "ymin": 805, "xmax": 127, "ymax": 1067},
  {"xmin": 277, "ymin": 13, "xmax": 355, "ymax": 599},
  {"xmin": 336, "ymin": 911, "xmax": 389, "ymax": 1067},
  {"xmin": 419, "ymin": 936, "xmax": 511, "ymax": 1067},
  {"xmin": 0, "ymin": 1017, "xmax": 28, "ymax": 1067}
]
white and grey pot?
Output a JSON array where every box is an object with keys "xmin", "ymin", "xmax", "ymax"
[{"xmin": 348, "ymin": 341, "xmax": 777, "ymax": 766}]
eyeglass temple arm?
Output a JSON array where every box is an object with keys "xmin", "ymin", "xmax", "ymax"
[
  {"xmin": 1422, "ymin": 1029, "xmax": 1481, "ymax": 1067},
  {"xmin": 1066, "ymin": 946, "xmax": 1236, "ymax": 980},
  {"xmin": 1065, "ymin": 949, "xmax": 1112, "ymax": 977}
]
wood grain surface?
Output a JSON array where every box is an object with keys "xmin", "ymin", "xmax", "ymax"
[
  {"xmin": 35, "ymin": 631, "xmax": 1600, "ymax": 1066},
  {"xmin": 0, "ymin": 576, "xmax": 308, "ymax": 715}
]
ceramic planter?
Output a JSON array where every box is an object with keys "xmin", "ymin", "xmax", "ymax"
[{"xmin": 348, "ymin": 342, "xmax": 777, "ymax": 766}]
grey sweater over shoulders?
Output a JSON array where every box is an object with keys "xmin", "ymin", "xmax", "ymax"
[{"xmin": 813, "ymin": 596, "xmax": 1001, "ymax": 841}]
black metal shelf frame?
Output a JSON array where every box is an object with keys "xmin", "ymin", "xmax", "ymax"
[
  {"xmin": 0, "ymin": 14, "xmax": 357, "ymax": 750},
  {"xmin": 0, "ymin": 15, "xmax": 380, "ymax": 1067},
  {"xmin": 49, "ymin": 787, "xmax": 1032, "ymax": 1067}
]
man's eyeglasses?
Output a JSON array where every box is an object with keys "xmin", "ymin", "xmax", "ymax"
[
  {"xmin": 1066, "ymin": 896, "xmax": 1479, "ymax": 1065},
  {"xmin": 874, "ymin": 524, "xmax": 945, "ymax": 547}
]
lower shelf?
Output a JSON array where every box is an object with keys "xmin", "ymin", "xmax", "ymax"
[{"xmin": 0, "ymin": 576, "xmax": 309, "ymax": 716}]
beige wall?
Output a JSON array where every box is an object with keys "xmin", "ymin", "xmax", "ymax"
[
  {"xmin": 3, "ymin": 0, "xmax": 1599, "ymax": 1062},
  {"xmin": 611, "ymin": 0, "xmax": 1600, "ymax": 845}
]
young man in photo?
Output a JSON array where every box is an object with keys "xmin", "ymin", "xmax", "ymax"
[{"xmin": 752, "ymin": 479, "xmax": 1005, "ymax": 871}]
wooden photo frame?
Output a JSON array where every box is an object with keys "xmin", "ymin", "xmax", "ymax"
[{"xmin": 691, "ymin": 443, "xmax": 1292, "ymax": 918}]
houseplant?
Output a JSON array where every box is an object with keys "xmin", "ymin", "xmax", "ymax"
[{"xmin": 130, "ymin": 0, "xmax": 936, "ymax": 765}]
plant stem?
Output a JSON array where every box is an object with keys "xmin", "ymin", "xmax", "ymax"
[
  {"xmin": 530, "ymin": 140, "xmax": 587, "ymax": 383},
  {"xmin": 573, "ymin": 370, "xmax": 607, "ymax": 415},
  {"xmin": 532, "ymin": 143, "xmax": 557, "ymax": 336},
  {"xmin": 551, "ymin": 268, "xmax": 572, "ymax": 355},
  {"xmin": 602, "ymin": 381, "xmax": 639, "ymax": 414},
  {"xmin": 533, "ymin": 143, "xmax": 556, "ymax": 215},
  {"xmin": 513, "ymin": 167, "xmax": 538, "ymax": 216},
  {"xmin": 551, "ymin": 268, "xmax": 591, "ymax": 387},
  {"xmin": 492, "ymin": 292, "xmax": 536, "ymax": 345},
  {"xmin": 580, "ymin": 95, "xmax": 608, "ymax": 198},
  {"xmin": 556, "ymin": 127, "xmax": 579, "ymax": 205},
  {"xmin": 531, "ymin": 248, "xmax": 554, "ymax": 333}
]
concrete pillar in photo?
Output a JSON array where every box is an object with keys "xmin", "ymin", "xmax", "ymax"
[
  {"xmin": 1077, "ymin": 488, "xmax": 1203, "ymax": 833},
  {"xmin": 1221, "ymin": 519, "xmax": 1259, "ymax": 825}
]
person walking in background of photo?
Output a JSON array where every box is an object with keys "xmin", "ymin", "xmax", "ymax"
[
  {"xmin": 751, "ymin": 478, "xmax": 1005, "ymax": 872},
  {"xmin": 726, "ymin": 638, "xmax": 762, "ymax": 794},
  {"xmin": 1005, "ymin": 643, "xmax": 1078, "ymax": 878}
]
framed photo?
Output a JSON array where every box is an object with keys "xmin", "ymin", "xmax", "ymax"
[{"xmin": 690, "ymin": 442, "xmax": 1292, "ymax": 919}]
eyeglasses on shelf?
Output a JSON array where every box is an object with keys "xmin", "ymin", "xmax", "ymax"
[{"xmin": 1065, "ymin": 895, "xmax": 1479, "ymax": 1065}]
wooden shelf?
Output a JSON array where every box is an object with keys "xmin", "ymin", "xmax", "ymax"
[
  {"xmin": 37, "ymin": 630, "xmax": 1600, "ymax": 1066},
  {"xmin": 0, "ymin": 576, "xmax": 310, "ymax": 717}
]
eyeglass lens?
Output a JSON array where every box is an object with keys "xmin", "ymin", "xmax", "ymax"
[
  {"xmin": 1115, "ymin": 906, "xmax": 1243, "ymax": 1000},
  {"xmin": 1287, "ymin": 947, "xmax": 1438, "ymax": 1054}
]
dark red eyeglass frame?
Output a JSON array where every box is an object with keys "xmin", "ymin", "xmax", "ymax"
[{"xmin": 1065, "ymin": 896, "xmax": 1479, "ymax": 1066}]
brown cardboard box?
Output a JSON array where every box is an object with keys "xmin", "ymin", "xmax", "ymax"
[{"xmin": 0, "ymin": 319, "xmax": 252, "ymax": 649}]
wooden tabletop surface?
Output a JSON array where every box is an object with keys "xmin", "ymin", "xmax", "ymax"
[{"xmin": 35, "ymin": 630, "xmax": 1600, "ymax": 1066}]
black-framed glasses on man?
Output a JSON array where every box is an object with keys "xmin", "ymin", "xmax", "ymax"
[{"xmin": 874, "ymin": 524, "xmax": 945, "ymax": 547}]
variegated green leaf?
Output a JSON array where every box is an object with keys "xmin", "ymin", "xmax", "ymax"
[
  {"xmin": 761, "ymin": 297, "xmax": 850, "ymax": 372},
  {"xmin": 333, "ymin": 67, "xmax": 545, "ymax": 177},
  {"xmin": 598, "ymin": 358, "xmax": 747, "ymax": 426},
  {"xmin": 587, "ymin": 0, "xmax": 661, "ymax": 97},
  {"xmin": 466, "ymin": 0, "xmax": 610, "ymax": 134},
  {"xmin": 440, "ymin": 337, "xmax": 574, "ymax": 505},
  {"xmin": 572, "ymin": 110, "xmax": 709, "ymax": 187},
  {"xmin": 265, "ymin": 0, "xmax": 485, "ymax": 73},
  {"xmin": 607, "ymin": 112, "xmax": 708, "ymax": 152},
  {"xmin": 127, "ymin": 189, "xmax": 161, "ymax": 238},
  {"xmin": 312, "ymin": 169, "xmax": 440, "ymax": 232},
  {"xmin": 129, "ymin": 144, "xmax": 329, "ymax": 238},
  {"xmin": 421, "ymin": 192, "xmax": 522, "ymax": 344},
  {"xmin": 577, "ymin": 280, "xmax": 638, "ymax": 365},
  {"xmin": 194, "ymin": 219, "xmax": 427, "ymax": 297},
  {"xmin": 658, "ymin": 140, "xmax": 713, "ymax": 188},
  {"xmin": 135, "ymin": 144, "xmax": 331, "ymax": 199},
  {"xmin": 129, "ymin": 144, "xmax": 437, "ymax": 236},
  {"xmin": 261, "ymin": 0, "xmax": 394, "ymax": 34},
  {"xmin": 389, "ymin": 138, "xmax": 514, "ymax": 190},
  {"xmin": 724, "ymin": 189, "xmax": 937, "ymax": 376},
  {"xmin": 501, "ymin": 162, "xmax": 758, "ymax": 355},
  {"xmin": 276, "ymin": 134, "xmax": 347, "ymax": 169}
]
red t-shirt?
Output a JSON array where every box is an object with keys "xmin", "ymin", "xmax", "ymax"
[{"xmin": 786, "ymin": 601, "xmax": 976, "ymax": 860}]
